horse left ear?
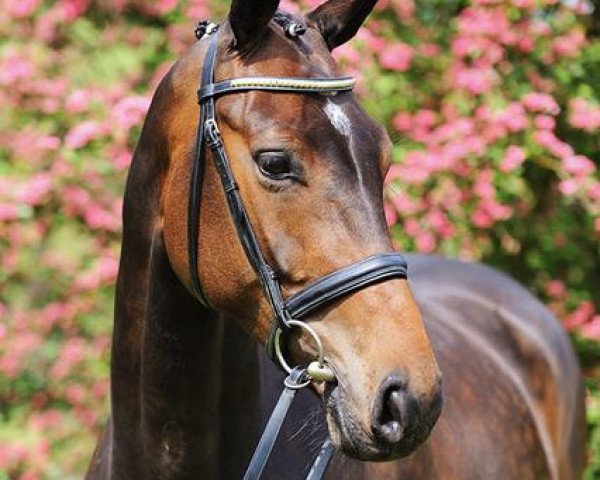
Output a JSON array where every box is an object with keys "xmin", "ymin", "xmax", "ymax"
[
  {"xmin": 307, "ymin": 0, "xmax": 378, "ymax": 50},
  {"xmin": 229, "ymin": 0, "xmax": 281, "ymax": 53}
]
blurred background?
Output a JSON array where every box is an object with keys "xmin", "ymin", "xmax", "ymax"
[{"xmin": 0, "ymin": 0, "xmax": 599, "ymax": 478}]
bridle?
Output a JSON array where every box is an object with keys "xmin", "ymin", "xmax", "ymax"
[{"xmin": 188, "ymin": 23, "xmax": 409, "ymax": 480}]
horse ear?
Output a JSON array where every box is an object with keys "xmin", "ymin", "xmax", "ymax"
[
  {"xmin": 307, "ymin": 0, "xmax": 377, "ymax": 50},
  {"xmin": 228, "ymin": 0, "xmax": 281, "ymax": 52}
]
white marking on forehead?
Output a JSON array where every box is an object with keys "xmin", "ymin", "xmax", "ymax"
[{"xmin": 324, "ymin": 100, "xmax": 352, "ymax": 138}]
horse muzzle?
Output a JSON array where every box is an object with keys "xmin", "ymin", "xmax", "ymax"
[{"xmin": 325, "ymin": 374, "xmax": 443, "ymax": 461}]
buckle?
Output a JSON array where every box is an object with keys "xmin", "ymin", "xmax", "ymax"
[{"xmin": 204, "ymin": 119, "xmax": 222, "ymax": 148}]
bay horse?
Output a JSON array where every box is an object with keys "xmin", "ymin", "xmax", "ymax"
[{"xmin": 86, "ymin": 0, "xmax": 586, "ymax": 478}]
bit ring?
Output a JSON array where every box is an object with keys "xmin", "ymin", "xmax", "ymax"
[{"xmin": 274, "ymin": 320, "xmax": 325, "ymax": 374}]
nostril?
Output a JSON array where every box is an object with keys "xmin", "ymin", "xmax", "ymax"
[{"xmin": 372, "ymin": 376, "xmax": 417, "ymax": 445}]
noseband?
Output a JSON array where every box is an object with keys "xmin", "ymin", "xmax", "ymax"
[{"xmin": 188, "ymin": 26, "xmax": 409, "ymax": 479}]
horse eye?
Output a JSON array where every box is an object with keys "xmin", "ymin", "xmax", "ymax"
[{"xmin": 256, "ymin": 152, "xmax": 293, "ymax": 180}]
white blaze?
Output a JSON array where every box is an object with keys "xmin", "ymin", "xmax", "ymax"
[{"xmin": 324, "ymin": 100, "xmax": 352, "ymax": 138}]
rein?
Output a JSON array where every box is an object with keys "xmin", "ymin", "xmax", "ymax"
[{"xmin": 189, "ymin": 24, "xmax": 410, "ymax": 479}]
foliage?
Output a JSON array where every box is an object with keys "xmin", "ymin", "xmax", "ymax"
[{"xmin": 0, "ymin": 0, "xmax": 598, "ymax": 478}]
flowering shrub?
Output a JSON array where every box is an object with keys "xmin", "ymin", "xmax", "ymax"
[
  {"xmin": 0, "ymin": 0, "xmax": 598, "ymax": 478},
  {"xmin": 0, "ymin": 1, "xmax": 201, "ymax": 477}
]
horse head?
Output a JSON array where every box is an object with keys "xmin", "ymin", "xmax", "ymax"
[{"xmin": 161, "ymin": 0, "xmax": 442, "ymax": 462}]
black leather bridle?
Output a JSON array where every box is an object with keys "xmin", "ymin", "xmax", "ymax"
[{"xmin": 189, "ymin": 25, "xmax": 409, "ymax": 480}]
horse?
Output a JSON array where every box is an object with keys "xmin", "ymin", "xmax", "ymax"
[{"xmin": 86, "ymin": 0, "xmax": 586, "ymax": 479}]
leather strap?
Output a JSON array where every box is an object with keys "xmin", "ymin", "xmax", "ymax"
[
  {"xmin": 286, "ymin": 253, "xmax": 408, "ymax": 319},
  {"xmin": 195, "ymin": 34, "xmax": 292, "ymax": 329},
  {"xmin": 198, "ymin": 76, "xmax": 355, "ymax": 102},
  {"xmin": 306, "ymin": 440, "xmax": 336, "ymax": 480},
  {"xmin": 242, "ymin": 368, "xmax": 308, "ymax": 480},
  {"xmin": 187, "ymin": 35, "xmax": 218, "ymax": 307}
]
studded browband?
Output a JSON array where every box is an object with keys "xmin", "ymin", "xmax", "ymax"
[{"xmin": 188, "ymin": 30, "xmax": 409, "ymax": 362}]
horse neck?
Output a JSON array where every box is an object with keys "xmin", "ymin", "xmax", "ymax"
[{"xmin": 110, "ymin": 139, "xmax": 262, "ymax": 479}]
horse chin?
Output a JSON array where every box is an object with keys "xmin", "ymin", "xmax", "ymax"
[{"xmin": 324, "ymin": 384, "xmax": 439, "ymax": 462}]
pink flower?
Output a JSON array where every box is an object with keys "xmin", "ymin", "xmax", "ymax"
[
  {"xmin": 40, "ymin": 302, "xmax": 69, "ymax": 332},
  {"xmin": 111, "ymin": 96, "xmax": 151, "ymax": 130},
  {"xmin": 14, "ymin": 174, "xmax": 53, "ymax": 206},
  {"xmin": 413, "ymin": 109, "xmax": 437, "ymax": 129},
  {"xmin": 533, "ymin": 130, "xmax": 573, "ymax": 158},
  {"xmin": 156, "ymin": 0, "xmax": 178, "ymax": 13},
  {"xmin": 66, "ymin": 385, "xmax": 86, "ymax": 405},
  {"xmin": 572, "ymin": 0, "xmax": 592, "ymax": 14},
  {"xmin": 97, "ymin": 256, "xmax": 119, "ymax": 281},
  {"xmin": 360, "ymin": 30, "xmax": 387, "ymax": 53},
  {"xmin": 568, "ymin": 98, "xmax": 600, "ymax": 132},
  {"xmin": 64, "ymin": 121, "xmax": 102, "ymax": 149},
  {"xmin": 384, "ymin": 203, "xmax": 397, "ymax": 226},
  {"xmin": 38, "ymin": 135, "xmax": 60, "ymax": 151},
  {"xmin": 500, "ymin": 145, "xmax": 526, "ymax": 172},
  {"xmin": 0, "ymin": 204, "xmax": 19, "ymax": 221},
  {"xmin": 588, "ymin": 183, "xmax": 600, "ymax": 201},
  {"xmin": 471, "ymin": 208, "xmax": 494, "ymax": 228},
  {"xmin": 110, "ymin": 148, "xmax": 133, "ymax": 170},
  {"xmin": 426, "ymin": 210, "xmax": 454, "ymax": 238},
  {"xmin": 0, "ymin": 53, "xmax": 33, "ymax": 85},
  {"xmin": 419, "ymin": 43, "xmax": 441, "ymax": 57},
  {"xmin": 50, "ymin": 338, "xmax": 87, "ymax": 379},
  {"xmin": 453, "ymin": 65, "xmax": 495, "ymax": 95},
  {"xmin": 481, "ymin": 198, "xmax": 512, "ymax": 220},
  {"xmin": 516, "ymin": 37, "xmax": 535, "ymax": 53},
  {"xmin": 58, "ymin": 0, "xmax": 89, "ymax": 22},
  {"xmin": 558, "ymin": 179, "xmax": 579, "ymax": 196},
  {"xmin": 452, "ymin": 36, "xmax": 473, "ymax": 57},
  {"xmin": 496, "ymin": 103, "xmax": 529, "ymax": 132},
  {"xmin": 415, "ymin": 231, "xmax": 436, "ymax": 253},
  {"xmin": 595, "ymin": 218, "xmax": 600, "ymax": 234},
  {"xmin": 403, "ymin": 218, "xmax": 421, "ymax": 236},
  {"xmin": 562, "ymin": 155, "xmax": 595, "ymax": 177},
  {"xmin": 546, "ymin": 280, "xmax": 566, "ymax": 298},
  {"xmin": 564, "ymin": 301, "xmax": 594, "ymax": 330},
  {"xmin": 65, "ymin": 89, "xmax": 90, "ymax": 113},
  {"xmin": 522, "ymin": 92, "xmax": 560, "ymax": 115},
  {"xmin": 474, "ymin": 170, "xmax": 495, "ymax": 199},
  {"xmin": 390, "ymin": 0, "xmax": 415, "ymax": 20},
  {"xmin": 442, "ymin": 141, "xmax": 470, "ymax": 163},
  {"xmin": 392, "ymin": 112, "xmax": 412, "ymax": 132},
  {"xmin": 580, "ymin": 316, "xmax": 600, "ymax": 341},
  {"xmin": 333, "ymin": 44, "xmax": 361, "ymax": 65},
  {"xmin": 379, "ymin": 43, "xmax": 413, "ymax": 72},
  {"xmin": 553, "ymin": 30, "xmax": 586, "ymax": 58},
  {"xmin": 391, "ymin": 151, "xmax": 432, "ymax": 185},
  {"xmin": 458, "ymin": 7, "xmax": 509, "ymax": 37},
  {"xmin": 512, "ymin": 0, "xmax": 536, "ymax": 8},
  {"xmin": 83, "ymin": 204, "xmax": 119, "ymax": 231},
  {"xmin": 6, "ymin": 0, "xmax": 41, "ymax": 18},
  {"xmin": 388, "ymin": 190, "xmax": 424, "ymax": 214},
  {"xmin": 534, "ymin": 115, "xmax": 555, "ymax": 130}
]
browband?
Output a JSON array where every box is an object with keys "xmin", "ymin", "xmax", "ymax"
[{"xmin": 198, "ymin": 76, "xmax": 355, "ymax": 102}]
